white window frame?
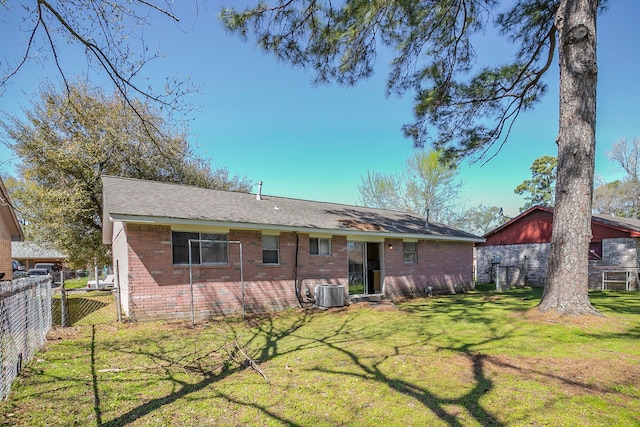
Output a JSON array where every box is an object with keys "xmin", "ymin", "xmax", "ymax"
[
  {"xmin": 403, "ymin": 242, "xmax": 418, "ymax": 264},
  {"xmin": 172, "ymin": 231, "xmax": 229, "ymax": 265},
  {"xmin": 310, "ymin": 237, "xmax": 331, "ymax": 255},
  {"xmin": 262, "ymin": 234, "xmax": 280, "ymax": 264}
]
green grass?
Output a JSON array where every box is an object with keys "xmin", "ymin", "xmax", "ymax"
[
  {"xmin": 52, "ymin": 291, "xmax": 115, "ymax": 326},
  {"xmin": 1, "ymin": 286, "xmax": 639, "ymax": 426},
  {"xmin": 62, "ymin": 276, "xmax": 90, "ymax": 289}
]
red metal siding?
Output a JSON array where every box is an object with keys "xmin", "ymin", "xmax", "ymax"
[
  {"xmin": 591, "ymin": 222, "xmax": 631, "ymax": 241},
  {"xmin": 483, "ymin": 211, "xmax": 554, "ymax": 245},
  {"xmin": 482, "ymin": 208, "xmax": 636, "ymax": 246}
]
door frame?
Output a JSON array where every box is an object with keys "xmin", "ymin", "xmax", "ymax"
[{"xmin": 347, "ymin": 240, "xmax": 384, "ymax": 296}]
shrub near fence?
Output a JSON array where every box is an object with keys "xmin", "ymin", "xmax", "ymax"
[{"xmin": 0, "ymin": 277, "xmax": 52, "ymax": 400}]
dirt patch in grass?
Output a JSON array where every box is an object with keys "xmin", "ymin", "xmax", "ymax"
[
  {"xmin": 46, "ymin": 325, "xmax": 88, "ymax": 341},
  {"xmin": 517, "ymin": 307, "xmax": 615, "ymax": 329},
  {"xmin": 344, "ymin": 301, "xmax": 400, "ymax": 312},
  {"xmin": 483, "ymin": 353, "xmax": 640, "ymax": 398}
]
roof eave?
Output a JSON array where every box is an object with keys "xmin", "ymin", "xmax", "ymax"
[
  {"xmin": 106, "ymin": 213, "xmax": 485, "ymax": 244},
  {"xmin": 0, "ymin": 178, "xmax": 24, "ymax": 240}
]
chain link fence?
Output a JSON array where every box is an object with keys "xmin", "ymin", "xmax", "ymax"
[
  {"xmin": 0, "ymin": 277, "xmax": 52, "ymax": 400},
  {"xmin": 52, "ymin": 287, "xmax": 119, "ymax": 327}
]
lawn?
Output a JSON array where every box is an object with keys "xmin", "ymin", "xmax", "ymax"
[
  {"xmin": 1, "ymin": 285, "xmax": 639, "ymax": 426},
  {"xmin": 62, "ymin": 276, "xmax": 90, "ymax": 290}
]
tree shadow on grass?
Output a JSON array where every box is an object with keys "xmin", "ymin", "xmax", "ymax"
[
  {"xmin": 209, "ymin": 309, "xmax": 508, "ymax": 426},
  {"xmin": 86, "ymin": 289, "xmax": 639, "ymax": 426},
  {"xmin": 90, "ymin": 315, "xmax": 317, "ymax": 427},
  {"xmin": 298, "ymin": 316, "xmax": 505, "ymax": 427},
  {"xmin": 588, "ymin": 290, "xmax": 640, "ymax": 316},
  {"xmin": 87, "ymin": 306, "xmax": 509, "ymax": 426}
]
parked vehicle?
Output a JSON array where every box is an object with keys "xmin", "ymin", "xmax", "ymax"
[
  {"xmin": 12, "ymin": 260, "xmax": 24, "ymax": 271},
  {"xmin": 87, "ymin": 274, "xmax": 115, "ymax": 290},
  {"xmin": 32, "ymin": 262, "xmax": 62, "ymax": 283},
  {"xmin": 34, "ymin": 262, "xmax": 57, "ymax": 273},
  {"xmin": 27, "ymin": 268, "xmax": 52, "ymax": 278}
]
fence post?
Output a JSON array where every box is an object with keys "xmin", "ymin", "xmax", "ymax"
[{"xmin": 60, "ymin": 279, "xmax": 68, "ymax": 328}]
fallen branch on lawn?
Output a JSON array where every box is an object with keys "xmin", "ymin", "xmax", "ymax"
[{"xmin": 226, "ymin": 339, "xmax": 270, "ymax": 385}]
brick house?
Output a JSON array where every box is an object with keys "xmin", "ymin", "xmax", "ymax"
[
  {"xmin": 476, "ymin": 205, "xmax": 640, "ymax": 290},
  {"xmin": 101, "ymin": 176, "xmax": 484, "ymax": 321},
  {"xmin": 0, "ymin": 177, "xmax": 23, "ymax": 280}
]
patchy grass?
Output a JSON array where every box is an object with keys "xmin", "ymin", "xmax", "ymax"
[
  {"xmin": 62, "ymin": 276, "xmax": 90, "ymax": 290},
  {"xmin": 1, "ymin": 286, "xmax": 639, "ymax": 426}
]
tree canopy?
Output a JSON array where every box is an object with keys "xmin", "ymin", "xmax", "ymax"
[
  {"xmin": 1, "ymin": 81, "xmax": 252, "ymax": 267},
  {"xmin": 593, "ymin": 137, "xmax": 640, "ymax": 218},
  {"xmin": 221, "ymin": 1, "xmax": 584, "ymax": 161},
  {"xmin": 358, "ymin": 150, "xmax": 462, "ymax": 224},
  {"xmin": 514, "ymin": 155, "xmax": 557, "ymax": 210},
  {"xmin": 2, "ymin": 1, "xmax": 191, "ymax": 118},
  {"xmin": 358, "ymin": 150, "xmax": 506, "ymax": 236},
  {"xmin": 222, "ymin": 0, "xmax": 604, "ymax": 316}
]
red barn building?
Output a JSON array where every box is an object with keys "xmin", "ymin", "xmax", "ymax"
[{"xmin": 476, "ymin": 206, "xmax": 640, "ymax": 290}]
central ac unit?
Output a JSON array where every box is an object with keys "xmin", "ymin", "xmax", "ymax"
[{"xmin": 315, "ymin": 285, "xmax": 345, "ymax": 309}]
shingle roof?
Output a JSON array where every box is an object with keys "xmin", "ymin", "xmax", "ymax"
[
  {"xmin": 592, "ymin": 212, "xmax": 640, "ymax": 234},
  {"xmin": 102, "ymin": 176, "xmax": 483, "ymax": 243},
  {"xmin": 12, "ymin": 241, "xmax": 66, "ymax": 259}
]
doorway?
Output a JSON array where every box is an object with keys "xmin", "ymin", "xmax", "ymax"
[{"xmin": 347, "ymin": 241, "xmax": 382, "ymax": 295}]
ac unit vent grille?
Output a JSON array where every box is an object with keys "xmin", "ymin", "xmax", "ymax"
[{"xmin": 315, "ymin": 285, "xmax": 345, "ymax": 308}]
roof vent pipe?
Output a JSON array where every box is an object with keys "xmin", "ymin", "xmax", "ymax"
[
  {"xmin": 425, "ymin": 208, "xmax": 430, "ymax": 230},
  {"xmin": 256, "ymin": 181, "xmax": 263, "ymax": 201}
]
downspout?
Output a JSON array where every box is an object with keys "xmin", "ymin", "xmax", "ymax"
[{"xmin": 294, "ymin": 232, "xmax": 303, "ymax": 307}]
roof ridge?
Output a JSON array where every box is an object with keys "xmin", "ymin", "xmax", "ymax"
[{"xmin": 101, "ymin": 174, "xmax": 421, "ymax": 215}]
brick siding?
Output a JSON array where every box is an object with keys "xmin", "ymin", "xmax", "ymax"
[
  {"xmin": 383, "ymin": 239, "xmax": 474, "ymax": 297},
  {"xmin": 0, "ymin": 236, "xmax": 11, "ymax": 281},
  {"xmin": 477, "ymin": 238, "xmax": 640, "ymax": 290},
  {"xmin": 114, "ymin": 223, "xmax": 475, "ymax": 320},
  {"xmin": 476, "ymin": 243, "xmax": 549, "ymax": 287}
]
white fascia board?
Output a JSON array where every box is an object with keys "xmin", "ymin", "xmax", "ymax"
[
  {"xmin": 103, "ymin": 215, "xmax": 115, "ymax": 244},
  {"xmin": 107, "ymin": 213, "xmax": 485, "ymax": 244}
]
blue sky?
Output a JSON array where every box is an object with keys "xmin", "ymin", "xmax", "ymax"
[{"xmin": 1, "ymin": 1, "xmax": 639, "ymax": 218}]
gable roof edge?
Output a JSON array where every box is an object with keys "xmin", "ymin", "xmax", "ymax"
[{"xmin": 0, "ymin": 177, "xmax": 24, "ymax": 241}]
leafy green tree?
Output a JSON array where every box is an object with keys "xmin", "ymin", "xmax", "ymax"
[
  {"xmin": 222, "ymin": 0, "xmax": 603, "ymax": 316},
  {"xmin": 514, "ymin": 155, "xmax": 557, "ymax": 210},
  {"xmin": 358, "ymin": 150, "xmax": 462, "ymax": 224},
  {"xmin": 1, "ymin": 81, "xmax": 252, "ymax": 267}
]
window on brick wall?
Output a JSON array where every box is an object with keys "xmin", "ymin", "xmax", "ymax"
[
  {"xmin": 262, "ymin": 234, "xmax": 279, "ymax": 264},
  {"xmin": 310, "ymin": 237, "xmax": 331, "ymax": 255},
  {"xmin": 403, "ymin": 242, "xmax": 417, "ymax": 264},
  {"xmin": 172, "ymin": 231, "xmax": 228, "ymax": 265}
]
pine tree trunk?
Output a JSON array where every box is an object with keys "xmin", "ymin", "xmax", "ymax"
[{"xmin": 538, "ymin": 0, "xmax": 601, "ymax": 316}]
